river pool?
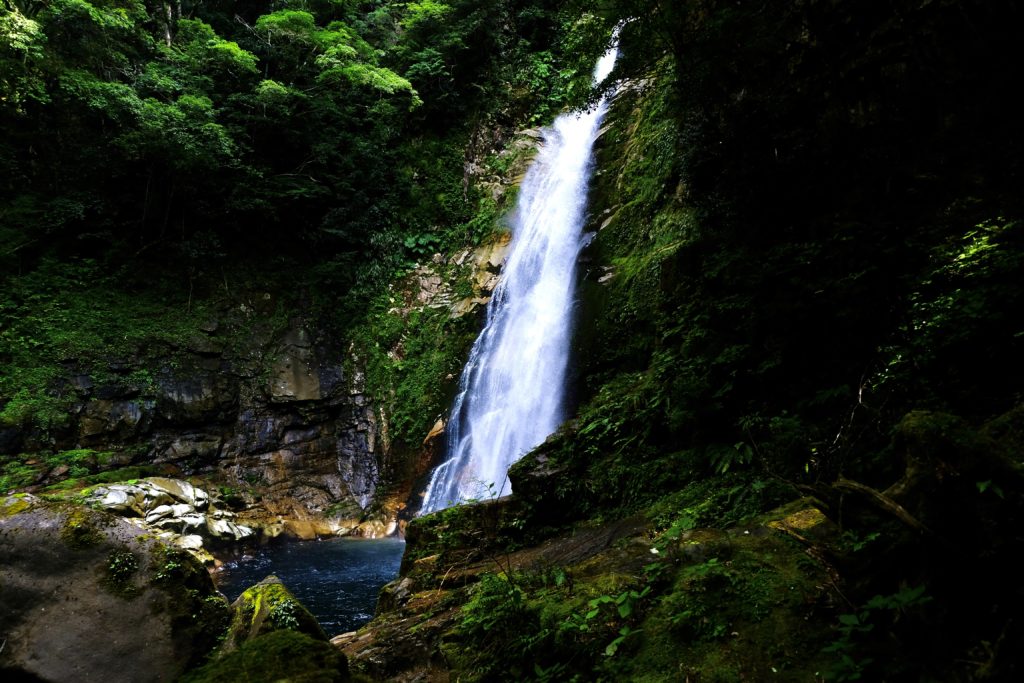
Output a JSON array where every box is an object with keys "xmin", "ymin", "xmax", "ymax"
[{"xmin": 215, "ymin": 537, "xmax": 405, "ymax": 635}]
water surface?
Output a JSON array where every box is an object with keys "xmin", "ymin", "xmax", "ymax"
[{"xmin": 215, "ymin": 537, "xmax": 405, "ymax": 635}]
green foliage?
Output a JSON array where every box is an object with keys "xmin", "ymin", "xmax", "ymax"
[
  {"xmin": 0, "ymin": 257, "xmax": 208, "ymax": 432},
  {"xmin": 838, "ymin": 530, "xmax": 880, "ymax": 554},
  {"xmin": 878, "ymin": 218, "xmax": 1024, "ymax": 416},
  {"xmin": 0, "ymin": 6, "xmax": 48, "ymax": 109},
  {"xmin": 118, "ymin": 94, "xmax": 235, "ymax": 171},
  {"xmin": 0, "ymin": 8, "xmax": 44, "ymax": 56},
  {"xmin": 708, "ymin": 442, "xmax": 754, "ymax": 475},
  {"xmin": 174, "ymin": 19, "xmax": 258, "ymax": 78},
  {"xmin": 269, "ymin": 599, "xmax": 302, "ymax": 630},
  {"xmin": 0, "ymin": 375, "xmax": 69, "ymax": 433},
  {"xmin": 42, "ymin": 448, "xmax": 106, "ymax": 477},
  {"xmin": 0, "ymin": 458, "xmax": 40, "ymax": 492},
  {"xmin": 391, "ymin": 0, "xmax": 605, "ymax": 123},
  {"xmin": 562, "ymin": 586, "xmax": 650, "ymax": 657},
  {"xmin": 103, "ymin": 548, "xmax": 140, "ymax": 598},
  {"xmin": 823, "ymin": 586, "xmax": 932, "ymax": 682},
  {"xmin": 647, "ymin": 475, "xmax": 790, "ymax": 538},
  {"xmin": 456, "ymin": 572, "xmax": 545, "ymax": 680}
]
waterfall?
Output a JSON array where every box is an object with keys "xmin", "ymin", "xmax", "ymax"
[{"xmin": 419, "ymin": 37, "xmax": 620, "ymax": 515}]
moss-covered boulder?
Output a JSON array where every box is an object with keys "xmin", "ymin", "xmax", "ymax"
[
  {"xmin": 0, "ymin": 494, "xmax": 230, "ymax": 682},
  {"xmin": 192, "ymin": 575, "xmax": 348, "ymax": 682},
  {"xmin": 340, "ymin": 503, "xmax": 841, "ymax": 682},
  {"xmin": 221, "ymin": 575, "xmax": 328, "ymax": 652},
  {"xmin": 182, "ymin": 629, "xmax": 348, "ymax": 683}
]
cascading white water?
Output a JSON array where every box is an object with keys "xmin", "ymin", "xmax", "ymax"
[{"xmin": 419, "ymin": 38, "xmax": 620, "ymax": 515}]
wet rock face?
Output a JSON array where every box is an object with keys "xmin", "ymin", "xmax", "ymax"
[
  {"xmin": 220, "ymin": 335, "xmax": 385, "ymax": 530},
  {"xmin": 269, "ymin": 327, "xmax": 322, "ymax": 402},
  {"xmin": 0, "ymin": 495, "xmax": 230, "ymax": 683},
  {"xmin": 79, "ymin": 398, "xmax": 154, "ymax": 441},
  {"xmin": 155, "ymin": 372, "xmax": 239, "ymax": 426},
  {"xmin": 9, "ymin": 320, "xmax": 389, "ymax": 536},
  {"xmin": 222, "ymin": 400, "xmax": 382, "ymax": 530}
]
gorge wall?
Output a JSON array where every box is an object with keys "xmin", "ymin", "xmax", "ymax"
[
  {"xmin": 1, "ymin": 302, "xmax": 389, "ymax": 537},
  {"xmin": 0, "ymin": 125, "xmax": 538, "ymax": 539}
]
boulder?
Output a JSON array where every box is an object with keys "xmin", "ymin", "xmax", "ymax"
[
  {"xmin": 182, "ymin": 630, "xmax": 348, "ymax": 683},
  {"xmin": 221, "ymin": 575, "xmax": 327, "ymax": 653},
  {"xmin": 146, "ymin": 477, "xmax": 209, "ymax": 508},
  {"xmin": 0, "ymin": 495, "xmax": 231, "ymax": 682},
  {"xmin": 175, "ymin": 534, "xmax": 205, "ymax": 551},
  {"xmin": 86, "ymin": 478, "xmax": 253, "ymax": 554},
  {"xmin": 94, "ymin": 486, "xmax": 145, "ymax": 514},
  {"xmin": 207, "ymin": 517, "xmax": 255, "ymax": 541}
]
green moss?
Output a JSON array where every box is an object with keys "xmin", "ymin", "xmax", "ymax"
[
  {"xmin": 60, "ymin": 507, "xmax": 104, "ymax": 549},
  {"xmin": 350, "ymin": 274, "xmax": 480, "ymax": 452},
  {"xmin": 102, "ymin": 548, "xmax": 141, "ymax": 598},
  {"xmin": 147, "ymin": 544, "xmax": 232, "ymax": 668},
  {"xmin": 42, "ymin": 464, "xmax": 165, "ymax": 494},
  {"xmin": 223, "ymin": 577, "xmax": 327, "ymax": 651},
  {"xmin": 0, "ymin": 457, "xmax": 42, "ymax": 492},
  {"xmin": 0, "ymin": 494, "xmax": 33, "ymax": 517},
  {"xmin": 180, "ymin": 629, "xmax": 346, "ymax": 683}
]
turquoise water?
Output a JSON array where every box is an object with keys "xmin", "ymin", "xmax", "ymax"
[{"xmin": 215, "ymin": 537, "xmax": 405, "ymax": 635}]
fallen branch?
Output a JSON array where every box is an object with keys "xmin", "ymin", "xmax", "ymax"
[{"xmin": 834, "ymin": 476, "xmax": 933, "ymax": 536}]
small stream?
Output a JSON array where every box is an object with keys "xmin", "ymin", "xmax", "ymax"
[{"xmin": 215, "ymin": 537, "xmax": 405, "ymax": 635}]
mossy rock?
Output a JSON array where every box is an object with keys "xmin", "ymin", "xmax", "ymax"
[
  {"xmin": 0, "ymin": 495, "xmax": 230, "ymax": 682},
  {"xmin": 346, "ymin": 499, "xmax": 843, "ymax": 682},
  {"xmin": 402, "ymin": 496, "xmax": 526, "ymax": 570},
  {"xmin": 593, "ymin": 519, "xmax": 838, "ymax": 682},
  {"xmin": 181, "ymin": 629, "xmax": 348, "ymax": 683},
  {"xmin": 221, "ymin": 575, "xmax": 328, "ymax": 652},
  {"xmin": 0, "ymin": 493, "xmax": 33, "ymax": 518}
]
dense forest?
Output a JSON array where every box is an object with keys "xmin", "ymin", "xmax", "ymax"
[{"xmin": 2, "ymin": 0, "xmax": 1023, "ymax": 681}]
